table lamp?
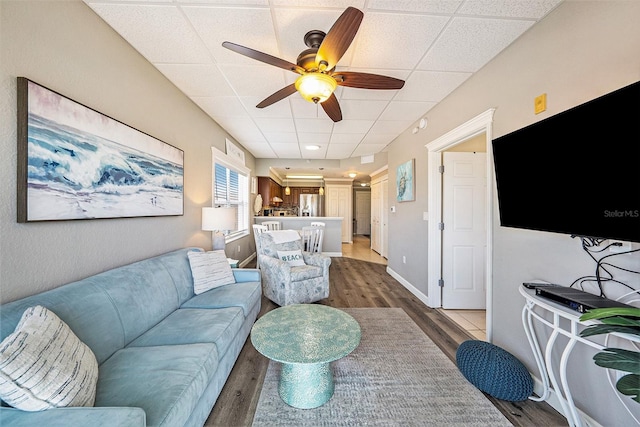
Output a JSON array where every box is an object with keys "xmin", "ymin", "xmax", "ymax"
[{"xmin": 202, "ymin": 207, "xmax": 236, "ymax": 250}]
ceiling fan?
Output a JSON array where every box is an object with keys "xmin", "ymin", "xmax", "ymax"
[{"xmin": 222, "ymin": 7, "xmax": 405, "ymax": 122}]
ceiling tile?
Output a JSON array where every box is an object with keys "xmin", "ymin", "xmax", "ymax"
[
  {"xmin": 183, "ymin": 6, "xmax": 277, "ymax": 65},
  {"xmin": 155, "ymin": 64, "xmax": 235, "ymax": 97},
  {"xmin": 339, "ymin": 100, "xmax": 389, "ymax": 120},
  {"xmin": 86, "ymin": 3, "xmax": 211, "ymax": 63},
  {"xmin": 326, "ymin": 144, "xmax": 356, "ymax": 159},
  {"xmin": 219, "ymin": 65, "xmax": 287, "ymax": 97},
  {"xmin": 394, "ymin": 70, "xmax": 471, "ymax": 102},
  {"xmin": 239, "ymin": 96, "xmax": 294, "ymax": 118},
  {"xmin": 270, "ymin": 143, "xmax": 302, "ymax": 158},
  {"xmin": 350, "ymin": 13, "xmax": 449, "ymax": 69},
  {"xmin": 369, "ymin": 120, "xmax": 413, "ymax": 135},
  {"xmin": 263, "ymin": 132, "xmax": 299, "ymax": 144},
  {"xmin": 352, "ymin": 144, "xmax": 387, "ymax": 157},
  {"xmin": 254, "ymin": 117, "xmax": 296, "ymax": 133},
  {"xmin": 294, "ymin": 118, "xmax": 334, "ymax": 133},
  {"xmin": 271, "ymin": 0, "xmax": 365, "ymax": 8},
  {"xmin": 196, "ymin": 97, "xmax": 248, "ymax": 117},
  {"xmin": 368, "ymin": 0, "xmax": 462, "ymax": 14},
  {"xmin": 329, "ymin": 133, "xmax": 366, "ymax": 144},
  {"xmin": 457, "ymin": 0, "xmax": 563, "ymax": 19},
  {"xmin": 331, "ymin": 120, "xmax": 375, "ymax": 134},
  {"xmin": 361, "ymin": 133, "xmax": 396, "ymax": 145},
  {"xmin": 419, "ymin": 17, "xmax": 534, "ymax": 72},
  {"xmin": 379, "ymin": 101, "xmax": 435, "ymax": 122},
  {"xmin": 298, "ymin": 133, "xmax": 331, "ymax": 145}
]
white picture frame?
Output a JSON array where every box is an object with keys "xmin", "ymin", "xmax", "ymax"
[
  {"xmin": 225, "ymin": 138, "xmax": 245, "ymax": 165},
  {"xmin": 251, "ymin": 176, "xmax": 257, "ymax": 194}
]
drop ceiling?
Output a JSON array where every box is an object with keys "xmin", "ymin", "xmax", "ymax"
[{"xmin": 83, "ymin": 0, "xmax": 562, "ymax": 168}]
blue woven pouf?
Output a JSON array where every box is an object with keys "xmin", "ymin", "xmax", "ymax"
[{"xmin": 456, "ymin": 340, "xmax": 533, "ymax": 401}]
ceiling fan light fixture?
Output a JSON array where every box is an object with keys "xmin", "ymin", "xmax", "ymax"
[{"xmin": 295, "ymin": 72, "xmax": 337, "ymax": 104}]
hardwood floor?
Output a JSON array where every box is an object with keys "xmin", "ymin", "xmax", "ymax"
[{"xmin": 205, "ymin": 244, "xmax": 567, "ymax": 427}]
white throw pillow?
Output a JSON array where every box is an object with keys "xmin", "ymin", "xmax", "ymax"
[
  {"xmin": 188, "ymin": 250, "xmax": 236, "ymax": 295},
  {"xmin": 0, "ymin": 305, "xmax": 99, "ymax": 411},
  {"xmin": 277, "ymin": 249, "xmax": 306, "ymax": 267}
]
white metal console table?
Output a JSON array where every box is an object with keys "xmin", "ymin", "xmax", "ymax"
[{"xmin": 520, "ymin": 285, "xmax": 640, "ymax": 427}]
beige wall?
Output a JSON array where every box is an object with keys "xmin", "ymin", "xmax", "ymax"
[
  {"xmin": 385, "ymin": 1, "xmax": 640, "ymax": 425},
  {"xmin": 0, "ymin": 1, "xmax": 256, "ymax": 303}
]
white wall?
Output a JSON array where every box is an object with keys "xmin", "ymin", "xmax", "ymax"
[
  {"xmin": 386, "ymin": 1, "xmax": 640, "ymax": 425},
  {"xmin": 0, "ymin": 0, "xmax": 256, "ymax": 303}
]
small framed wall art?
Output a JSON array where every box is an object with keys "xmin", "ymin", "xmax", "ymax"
[
  {"xmin": 17, "ymin": 77, "xmax": 184, "ymax": 222},
  {"xmin": 396, "ymin": 159, "xmax": 415, "ymax": 202}
]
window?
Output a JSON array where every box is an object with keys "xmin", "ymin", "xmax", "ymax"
[{"xmin": 212, "ymin": 147, "xmax": 250, "ymax": 240}]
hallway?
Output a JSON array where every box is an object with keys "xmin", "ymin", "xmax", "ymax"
[{"xmin": 342, "ymin": 235, "xmax": 387, "ymax": 265}]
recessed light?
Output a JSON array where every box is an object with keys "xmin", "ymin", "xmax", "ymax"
[
  {"xmin": 419, "ymin": 118, "xmax": 428, "ymax": 129},
  {"xmin": 306, "ymin": 145, "xmax": 321, "ymax": 150},
  {"xmin": 412, "ymin": 127, "xmax": 419, "ymax": 134}
]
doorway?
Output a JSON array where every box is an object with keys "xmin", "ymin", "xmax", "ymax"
[{"xmin": 425, "ymin": 109, "xmax": 495, "ymax": 341}]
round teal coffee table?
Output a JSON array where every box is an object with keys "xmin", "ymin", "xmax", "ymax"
[{"xmin": 251, "ymin": 304, "xmax": 361, "ymax": 409}]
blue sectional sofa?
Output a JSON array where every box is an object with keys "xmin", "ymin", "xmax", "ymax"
[{"xmin": 0, "ymin": 247, "xmax": 262, "ymax": 427}]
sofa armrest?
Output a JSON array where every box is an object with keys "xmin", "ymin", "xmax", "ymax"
[
  {"xmin": 0, "ymin": 406, "xmax": 146, "ymax": 427},
  {"xmin": 302, "ymin": 252, "xmax": 331, "ymax": 270},
  {"xmin": 232, "ymin": 268, "xmax": 261, "ymax": 283}
]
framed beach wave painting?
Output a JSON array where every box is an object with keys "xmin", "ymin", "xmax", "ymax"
[
  {"xmin": 396, "ymin": 159, "xmax": 415, "ymax": 202},
  {"xmin": 17, "ymin": 78, "xmax": 184, "ymax": 222}
]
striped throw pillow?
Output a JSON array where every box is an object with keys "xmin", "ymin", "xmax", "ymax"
[
  {"xmin": 0, "ymin": 305, "xmax": 99, "ymax": 411},
  {"xmin": 188, "ymin": 250, "xmax": 236, "ymax": 295}
]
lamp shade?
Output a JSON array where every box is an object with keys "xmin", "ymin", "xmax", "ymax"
[
  {"xmin": 295, "ymin": 72, "xmax": 337, "ymax": 104},
  {"xmin": 202, "ymin": 207, "xmax": 236, "ymax": 232}
]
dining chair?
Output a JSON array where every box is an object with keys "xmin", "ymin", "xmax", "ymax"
[
  {"xmin": 300, "ymin": 226, "xmax": 324, "ymax": 254},
  {"xmin": 262, "ymin": 221, "xmax": 281, "ymax": 231}
]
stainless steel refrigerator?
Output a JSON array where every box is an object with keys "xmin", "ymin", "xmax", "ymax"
[{"xmin": 299, "ymin": 194, "xmax": 324, "ymax": 217}]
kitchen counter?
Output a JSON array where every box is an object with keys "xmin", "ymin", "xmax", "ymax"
[{"xmin": 254, "ymin": 217, "xmax": 343, "ymax": 256}]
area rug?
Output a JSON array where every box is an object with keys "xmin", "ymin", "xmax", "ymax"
[{"xmin": 251, "ymin": 308, "xmax": 511, "ymax": 426}]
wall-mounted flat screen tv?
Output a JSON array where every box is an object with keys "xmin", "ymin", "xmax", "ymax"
[{"xmin": 492, "ymin": 80, "xmax": 640, "ymax": 243}]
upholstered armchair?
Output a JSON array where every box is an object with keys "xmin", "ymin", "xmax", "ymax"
[{"xmin": 256, "ymin": 231, "xmax": 331, "ymax": 306}]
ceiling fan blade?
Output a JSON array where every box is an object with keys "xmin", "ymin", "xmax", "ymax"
[
  {"xmin": 316, "ymin": 7, "xmax": 363, "ymax": 71},
  {"xmin": 256, "ymin": 84, "xmax": 298, "ymax": 109},
  {"xmin": 333, "ymin": 72, "xmax": 405, "ymax": 90},
  {"xmin": 222, "ymin": 41, "xmax": 304, "ymax": 74},
  {"xmin": 321, "ymin": 94, "xmax": 342, "ymax": 122}
]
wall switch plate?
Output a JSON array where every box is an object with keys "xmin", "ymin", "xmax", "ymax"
[
  {"xmin": 402, "ymin": 256, "xmax": 406, "ymax": 264},
  {"xmin": 423, "ymin": 211, "xmax": 428, "ymax": 221},
  {"xmin": 535, "ymin": 93, "xmax": 547, "ymax": 114},
  {"xmin": 390, "ymin": 206, "xmax": 396, "ymax": 213}
]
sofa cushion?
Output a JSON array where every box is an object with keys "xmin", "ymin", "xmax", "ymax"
[
  {"xmin": 181, "ymin": 281, "xmax": 261, "ymax": 317},
  {"xmin": 0, "ymin": 306, "xmax": 98, "ymax": 411},
  {"xmin": 188, "ymin": 250, "xmax": 236, "ymax": 295},
  {"xmin": 95, "ymin": 343, "xmax": 218, "ymax": 427},
  {"xmin": 128, "ymin": 307, "xmax": 244, "ymax": 356}
]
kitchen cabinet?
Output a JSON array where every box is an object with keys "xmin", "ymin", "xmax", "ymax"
[{"xmin": 258, "ymin": 177, "xmax": 282, "ymax": 207}]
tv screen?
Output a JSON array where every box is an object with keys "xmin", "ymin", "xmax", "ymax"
[{"xmin": 492, "ymin": 80, "xmax": 640, "ymax": 243}]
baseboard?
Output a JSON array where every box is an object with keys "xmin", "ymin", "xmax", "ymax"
[
  {"xmin": 323, "ymin": 252, "xmax": 342, "ymax": 257},
  {"xmin": 386, "ymin": 267, "xmax": 430, "ymax": 307},
  {"xmin": 530, "ymin": 372, "xmax": 603, "ymax": 426},
  {"xmin": 239, "ymin": 253, "xmax": 256, "ymax": 268}
]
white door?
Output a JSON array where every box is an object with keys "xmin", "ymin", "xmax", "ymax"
[
  {"xmin": 326, "ymin": 184, "xmax": 352, "ymax": 243},
  {"xmin": 370, "ymin": 182, "xmax": 381, "ymax": 253},
  {"xmin": 381, "ymin": 178, "xmax": 389, "ymax": 259},
  {"xmin": 442, "ymin": 152, "xmax": 486, "ymax": 309},
  {"xmin": 355, "ymin": 191, "xmax": 371, "ymax": 235}
]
